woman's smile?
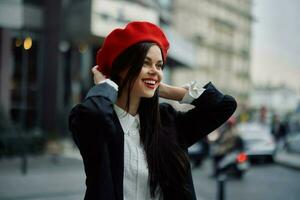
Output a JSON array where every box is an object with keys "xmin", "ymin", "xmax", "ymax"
[{"xmin": 142, "ymin": 78, "xmax": 159, "ymax": 90}]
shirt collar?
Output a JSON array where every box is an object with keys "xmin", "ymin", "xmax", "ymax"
[{"xmin": 113, "ymin": 104, "xmax": 140, "ymax": 134}]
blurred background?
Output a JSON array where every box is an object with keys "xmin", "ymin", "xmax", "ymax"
[{"xmin": 0, "ymin": 0, "xmax": 300, "ymax": 200}]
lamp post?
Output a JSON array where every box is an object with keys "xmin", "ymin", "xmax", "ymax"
[
  {"xmin": 19, "ymin": 36, "xmax": 32, "ymax": 175},
  {"xmin": 217, "ymin": 174, "xmax": 226, "ymax": 200}
]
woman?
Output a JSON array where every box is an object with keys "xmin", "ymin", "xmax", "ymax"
[{"xmin": 69, "ymin": 21, "xmax": 237, "ymax": 200}]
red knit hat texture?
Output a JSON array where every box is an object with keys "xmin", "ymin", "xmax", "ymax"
[{"xmin": 96, "ymin": 21, "xmax": 169, "ymax": 77}]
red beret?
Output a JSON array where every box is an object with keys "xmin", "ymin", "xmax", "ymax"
[{"xmin": 96, "ymin": 21, "xmax": 169, "ymax": 77}]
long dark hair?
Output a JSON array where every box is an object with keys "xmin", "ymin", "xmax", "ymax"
[{"xmin": 110, "ymin": 42, "xmax": 191, "ymax": 199}]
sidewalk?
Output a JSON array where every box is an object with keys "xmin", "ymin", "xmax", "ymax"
[
  {"xmin": 0, "ymin": 154, "xmax": 85, "ymax": 200},
  {"xmin": 60, "ymin": 139, "xmax": 82, "ymax": 160},
  {"xmin": 274, "ymin": 148, "xmax": 300, "ymax": 170}
]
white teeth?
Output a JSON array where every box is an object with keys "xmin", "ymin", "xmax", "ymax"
[{"xmin": 143, "ymin": 80, "xmax": 156, "ymax": 85}]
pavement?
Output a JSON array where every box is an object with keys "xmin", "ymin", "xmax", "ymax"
[
  {"xmin": 274, "ymin": 146, "xmax": 300, "ymax": 170},
  {"xmin": 0, "ymin": 154, "xmax": 85, "ymax": 200},
  {"xmin": 1, "ymin": 138, "xmax": 299, "ymax": 200}
]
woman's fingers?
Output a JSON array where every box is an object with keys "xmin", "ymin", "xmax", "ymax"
[
  {"xmin": 91, "ymin": 66, "xmax": 98, "ymax": 73},
  {"xmin": 91, "ymin": 66, "xmax": 106, "ymax": 84}
]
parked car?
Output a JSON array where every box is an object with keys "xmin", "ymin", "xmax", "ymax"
[
  {"xmin": 285, "ymin": 133, "xmax": 300, "ymax": 153},
  {"xmin": 236, "ymin": 122, "xmax": 276, "ymax": 161},
  {"xmin": 285, "ymin": 114, "xmax": 300, "ymax": 153}
]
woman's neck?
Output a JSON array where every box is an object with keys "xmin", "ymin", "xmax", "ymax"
[{"xmin": 116, "ymin": 92, "xmax": 140, "ymax": 116}]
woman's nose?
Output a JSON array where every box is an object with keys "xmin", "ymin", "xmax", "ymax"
[{"xmin": 148, "ymin": 64, "xmax": 159, "ymax": 74}]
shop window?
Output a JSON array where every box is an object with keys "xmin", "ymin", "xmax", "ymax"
[{"xmin": 10, "ymin": 36, "xmax": 38, "ymax": 130}]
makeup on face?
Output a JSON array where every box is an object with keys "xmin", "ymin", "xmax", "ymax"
[{"xmin": 133, "ymin": 45, "xmax": 164, "ymax": 98}]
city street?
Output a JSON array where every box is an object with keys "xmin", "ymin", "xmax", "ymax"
[
  {"xmin": 193, "ymin": 160, "xmax": 300, "ymax": 200},
  {"xmin": 1, "ymin": 155, "xmax": 300, "ymax": 200},
  {"xmin": 1, "ymin": 0, "xmax": 300, "ymax": 200}
]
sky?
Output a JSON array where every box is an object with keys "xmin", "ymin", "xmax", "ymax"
[{"xmin": 251, "ymin": 0, "xmax": 300, "ymax": 91}]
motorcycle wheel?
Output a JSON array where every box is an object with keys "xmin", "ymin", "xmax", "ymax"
[{"xmin": 235, "ymin": 170, "xmax": 244, "ymax": 179}]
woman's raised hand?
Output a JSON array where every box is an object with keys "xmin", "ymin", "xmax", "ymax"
[
  {"xmin": 159, "ymin": 82, "xmax": 188, "ymax": 101},
  {"xmin": 91, "ymin": 66, "xmax": 106, "ymax": 84}
]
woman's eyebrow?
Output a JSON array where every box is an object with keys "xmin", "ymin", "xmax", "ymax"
[{"xmin": 145, "ymin": 56, "xmax": 163, "ymax": 63}]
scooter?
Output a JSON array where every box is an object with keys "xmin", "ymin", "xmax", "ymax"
[{"xmin": 216, "ymin": 150, "xmax": 250, "ymax": 179}]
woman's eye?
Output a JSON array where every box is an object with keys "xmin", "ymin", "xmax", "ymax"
[{"xmin": 157, "ymin": 64, "xmax": 163, "ymax": 69}]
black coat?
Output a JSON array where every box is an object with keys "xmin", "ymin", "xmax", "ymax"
[{"xmin": 69, "ymin": 82, "xmax": 237, "ymax": 200}]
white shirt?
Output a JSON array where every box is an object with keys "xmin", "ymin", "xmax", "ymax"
[
  {"xmin": 114, "ymin": 105, "xmax": 156, "ymax": 200},
  {"xmin": 107, "ymin": 80, "xmax": 205, "ymax": 200}
]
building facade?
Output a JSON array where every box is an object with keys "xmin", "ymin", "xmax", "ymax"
[
  {"xmin": 172, "ymin": 0, "xmax": 253, "ymax": 104},
  {"xmin": 0, "ymin": 0, "xmax": 45, "ymax": 131},
  {"xmin": 250, "ymin": 86, "xmax": 300, "ymax": 115},
  {"xmin": 0, "ymin": 0, "xmax": 195, "ymax": 135}
]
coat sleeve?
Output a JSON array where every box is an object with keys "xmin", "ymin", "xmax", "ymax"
[
  {"xmin": 68, "ymin": 82, "xmax": 119, "ymax": 199},
  {"xmin": 161, "ymin": 82, "xmax": 237, "ymax": 148},
  {"xmin": 68, "ymin": 82, "xmax": 118, "ymax": 151}
]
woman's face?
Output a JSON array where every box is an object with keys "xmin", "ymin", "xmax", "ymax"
[{"xmin": 132, "ymin": 44, "xmax": 164, "ymax": 98}]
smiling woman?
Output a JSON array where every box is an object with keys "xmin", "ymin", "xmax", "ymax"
[
  {"xmin": 126, "ymin": 45, "xmax": 163, "ymax": 98},
  {"xmin": 69, "ymin": 21, "xmax": 237, "ymax": 200}
]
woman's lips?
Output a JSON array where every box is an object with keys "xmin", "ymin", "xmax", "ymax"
[
  {"xmin": 142, "ymin": 79, "xmax": 158, "ymax": 89},
  {"xmin": 144, "ymin": 82, "xmax": 156, "ymax": 89}
]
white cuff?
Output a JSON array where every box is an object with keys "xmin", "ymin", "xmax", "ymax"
[
  {"xmin": 98, "ymin": 79, "xmax": 119, "ymax": 91},
  {"xmin": 179, "ymin": 81, "xmax": 206, "ymax": 104}
]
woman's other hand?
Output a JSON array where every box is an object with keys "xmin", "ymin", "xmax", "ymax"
[
  {"xmin": 91, "ymin": 66, "xmax": 106, "ymax": 84},
  {"xmin": 159, "ymin": 82, "xmax": 188, "ymax": 101}
]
